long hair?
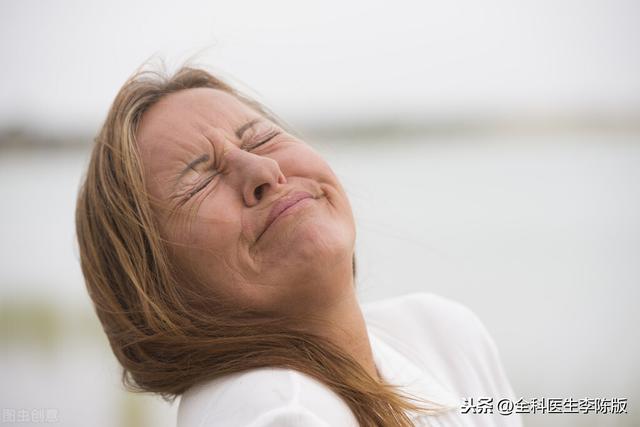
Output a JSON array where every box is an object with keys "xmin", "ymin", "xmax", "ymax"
[{"xmin": 75, "ymin": 63, "xmax": 442, "ymax": 426}]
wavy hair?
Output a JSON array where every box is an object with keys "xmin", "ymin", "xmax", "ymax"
[{"xmin": 75, "ymin": 64, "xmax": 442, "ymax": 426}]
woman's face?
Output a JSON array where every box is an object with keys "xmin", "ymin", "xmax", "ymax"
[{"xmin": 136, "ymin": 87, "xmax": 356, "ymax": 316}]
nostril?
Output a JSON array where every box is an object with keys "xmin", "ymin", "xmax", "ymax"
[{"xmin": 254, "ymin": 184, "xmax": 266, "ymax": 201}]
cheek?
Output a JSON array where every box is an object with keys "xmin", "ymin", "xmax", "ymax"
[
  {"xmin": 162, "ymin": 200, "xmax": 242, "ymax": 271},
  {"xmin": 283, "ymin": 146, "xmax": 339, "ymax": 183},
  {"xmin": 282, "ymin": 149, "xmax": 352, "ymax": 223}
]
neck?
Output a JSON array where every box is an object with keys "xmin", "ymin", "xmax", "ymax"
[
  {"xmin": 322, "ymin": 290, "xmax": 380, "ymax": 382},
  {"xmin": 292, "ymin": 268, "xmax": 380, "ymax": 383}
]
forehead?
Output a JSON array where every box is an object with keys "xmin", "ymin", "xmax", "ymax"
[{"xmin": 137, "ymin": 87, "xmax": 257, "ymax": 147}]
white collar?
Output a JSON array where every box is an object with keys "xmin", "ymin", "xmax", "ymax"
[{"xmin": 367, "ymin": 325, "xmax": 460, "ymax": 420}]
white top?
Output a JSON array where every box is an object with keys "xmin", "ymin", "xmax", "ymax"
[{"xmin": 177, "ymin": 292, "xmax": 523, "ymax": 426}]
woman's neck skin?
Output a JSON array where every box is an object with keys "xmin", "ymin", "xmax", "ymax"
[{"xmin": 287, "ymin": 259, "xmax": 380, "ymax": 383}]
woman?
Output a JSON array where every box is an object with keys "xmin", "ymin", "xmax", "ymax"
[{"xmin": 75, "ymin": 65, "xmax": 522, "ymax": 427}]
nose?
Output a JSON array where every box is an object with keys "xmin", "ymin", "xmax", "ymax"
[{"xmin": 223, "ymin": 149, "xmax": 287, "ymax": 207}]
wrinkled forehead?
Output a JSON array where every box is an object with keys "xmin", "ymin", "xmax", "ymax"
[{"xmin": 136, "ymin": 87, "xmax": 257, "ymax": 154}]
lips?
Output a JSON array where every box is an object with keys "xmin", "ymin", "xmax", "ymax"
[{"xmin": 259, "ymin": 191, "xmax": 314, "ymax": 239}]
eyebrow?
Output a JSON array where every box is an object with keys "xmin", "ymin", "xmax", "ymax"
[
  {"xmin": 235, "ymin": 118, "xmax": 262, "ymax": 139},
  {"xmin": 177, "ymin": 153, "xmax": 210, "ymax": 182}
]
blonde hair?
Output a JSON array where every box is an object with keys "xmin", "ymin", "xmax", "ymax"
[{"xmin": 75, "ymin": 64, "xmax": 442, "ymax": 426}]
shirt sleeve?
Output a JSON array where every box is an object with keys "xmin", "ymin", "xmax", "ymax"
[{"xmin": 177, "ymin": 368, "xmax": 359, "ymax": 427}]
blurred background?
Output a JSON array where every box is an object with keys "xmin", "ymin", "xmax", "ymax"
[{"xmin": 1, "ymin": 0, "xmax": 638, "ymax": 426}]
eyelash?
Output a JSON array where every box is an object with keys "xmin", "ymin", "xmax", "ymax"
[
  {"xmin": 246, "ymin": 129, "xmax": 281, "ymax": 150},
  {"xmin": 187, "ymin": 130, "xmax": 282, "ymax": 199}
]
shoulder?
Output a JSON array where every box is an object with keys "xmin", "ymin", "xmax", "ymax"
[
  {"xmin": 364, "ymin": 292, "xmax": 517, "ymax": 399},
  {"xmin": 363, "ymin": 291, "xmax": 487, "ymax": 341},
  {"xmin": 177, "ymin": 367, "xmax": 358, "ymax": 427},
  {"xmin": 364, "ymin": 291, "xmax": 502, "ymax": 356}
]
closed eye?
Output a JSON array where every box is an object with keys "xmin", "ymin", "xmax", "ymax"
[
  {"xmin": 187, "ymin": 172, "xmax": 219, "ymax": 198},
  {"xmin": 244, "ymin": 130, "xmax": 281, "ymax": 150}
]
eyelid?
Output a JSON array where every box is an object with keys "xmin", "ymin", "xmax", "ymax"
[
  {"xmin": 187, "ymin": 172, "xmax": 219, "ymax": 198},
  {"xmin": 244, "ymin": 129, "xmax": 281, "ymax": 150}
]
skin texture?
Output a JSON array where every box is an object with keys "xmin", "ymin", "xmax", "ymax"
[{"xmin": 136, "ymin": 88, "xmax": 379, "ymax": 380}]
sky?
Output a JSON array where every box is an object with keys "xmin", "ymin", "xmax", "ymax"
[{"xmin": 1, "ymin": 0, "xmax": 639, "ymax": 133}]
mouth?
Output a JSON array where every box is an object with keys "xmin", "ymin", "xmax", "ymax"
[{"xmin": 257, "ymin": 191, "xmax": 315, "ymax": 241}]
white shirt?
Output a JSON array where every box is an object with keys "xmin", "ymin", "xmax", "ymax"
[{"xmin": 177, "ymin": 292, "xmax": 523, "ymax": 426}]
